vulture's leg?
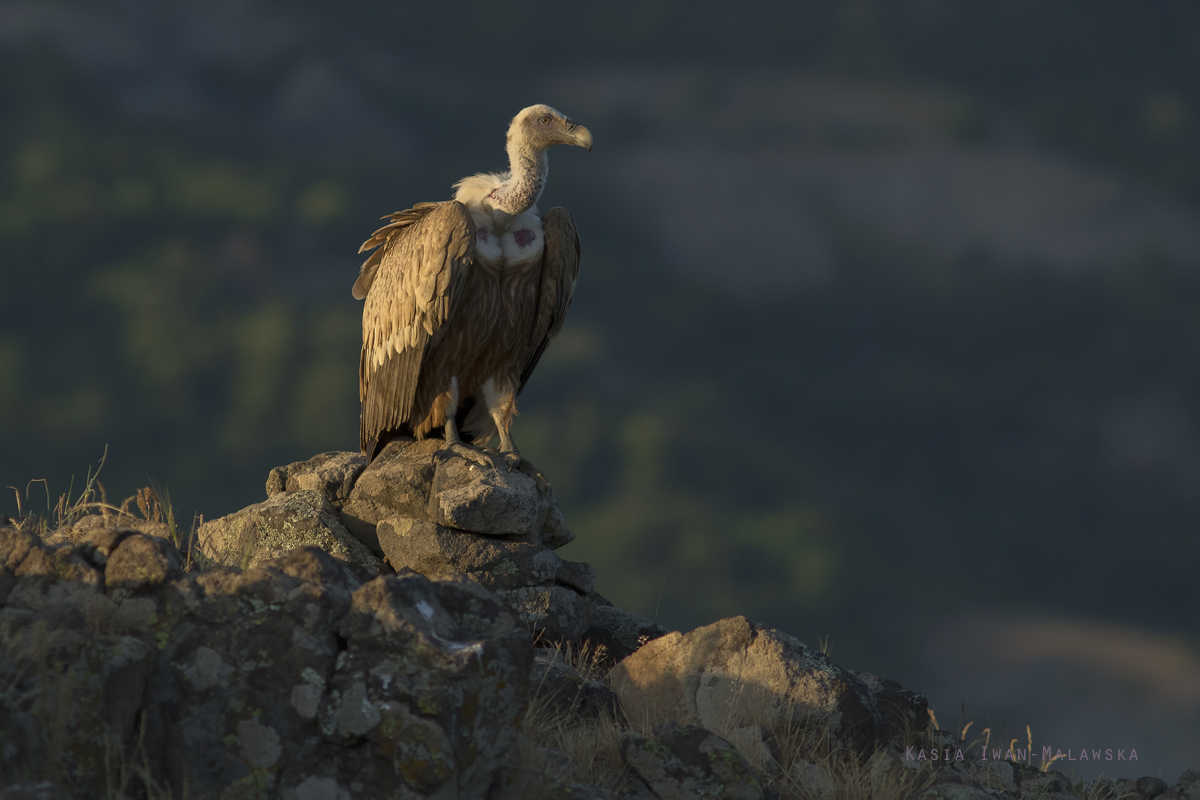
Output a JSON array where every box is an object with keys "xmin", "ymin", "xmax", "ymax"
[
  {"xmin": 438, "ymin": 377, "xmax": 495, "ymax": 469},
  {"xmin": 481, "ymin": 378, "xmax": 522, "ymax": 470}
]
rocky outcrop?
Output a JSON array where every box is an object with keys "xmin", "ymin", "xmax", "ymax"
[
  {"xmin": 266, "ymin": 440, "xmax": 595, "ymax": 640},
  {"xmin": 610, "ymin": 616, "xmax": 885, "ymax": 753},
  {"xmin": 196, "ymin": 441, "xmax": 594, "ymax": 639},
  {"xmin": 5, "ymin": 446, "xmax": 1198, "ymax": 800},
  {"xmin": 0, "ymin": 528, "xmax": 531, "ymax": 800}
]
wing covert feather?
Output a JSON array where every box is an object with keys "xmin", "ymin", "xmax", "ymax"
[
  {"xmin": 351, "ymin": 202, "xmax": 442, "ymax": 300},
  {"xmin": 357, "ymin": 201, "xmax": 475, "ymax": 451}
]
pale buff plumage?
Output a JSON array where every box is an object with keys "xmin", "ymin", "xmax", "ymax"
[{"xmin": 354, "ymin": 105, "xmax": 589, "ymax": 463}]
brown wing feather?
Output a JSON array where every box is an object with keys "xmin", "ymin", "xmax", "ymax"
[
  {"xmin": 352, "ymin": 202, "xmax": 442, "ymax": 300},
  {"xmin": 518, "ymin": 206, "xmax": 580, "ymax": 396},
  {"xmin": 358, "ymin": 201, "xmax": 475, "ymax": 454}
]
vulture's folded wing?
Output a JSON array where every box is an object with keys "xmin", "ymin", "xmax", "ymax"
[
  {"xmin": 518, "ymin": 206, "xmax": 580, "ymax": 396},
  {"xmin": 352, "ymin": 201, "xmax": 443, "ymax": 300},
  {"xmin": 358, "ymin": 201, "xmax": 475, "ymax": 452}
]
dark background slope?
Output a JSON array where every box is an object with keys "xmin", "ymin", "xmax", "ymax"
[{"xmin": 2, "ymin": 0, "xmax": 1198, "ymax": 779}]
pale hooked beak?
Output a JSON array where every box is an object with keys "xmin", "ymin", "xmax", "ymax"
[{"xmin": 564, "ymin": 120, "xmax": 593, "ymax": 152}]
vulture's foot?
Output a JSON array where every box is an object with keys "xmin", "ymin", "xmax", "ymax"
[
  {"xmin": 438, "ymin": 441, "xmax": 497, "ymax": 470},
  {"xmin": 498, "ymin": 450, "xmax": 523, "ymax": 472}
]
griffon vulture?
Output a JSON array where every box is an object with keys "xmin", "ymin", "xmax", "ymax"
[{"xmin": 353, "ymin": 104, "xmax": 591, "ymax": 466}]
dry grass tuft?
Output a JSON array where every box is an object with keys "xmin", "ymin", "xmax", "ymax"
[
  {"xmin": 4, "ymin": 448, "xmax": 209, "ymax": 572},
  {"xmin": 922, "ymin": 706, "xmax": 1136, "ymax": 800},
  {"xmin": 701, "ymin": 685, "xmax": 939, "ymax": 800},
  {"xmin": 6, "ymin": 447, "xmax": 116, "ymax": 535},
  {"xmin": 511, "ymin": 640, "xmax": 632, "ymax": 796}
]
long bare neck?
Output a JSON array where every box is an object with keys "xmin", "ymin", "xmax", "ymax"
[{"xmin": 491, "ymin": 137, "xmax": 547, "ymax": 216}]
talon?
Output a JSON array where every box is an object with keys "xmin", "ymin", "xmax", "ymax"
[
  {"xmin": 440, "ymin": 442, "xmax": 497, "ymax": 470},
  {"xmin": 500, "ymin": 451, "xmax": 521, "ymax": 472}
]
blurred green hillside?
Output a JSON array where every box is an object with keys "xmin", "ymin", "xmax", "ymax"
[{"xmin": 2, "ymin": 1, "xmax": 1200, "ymax": 684}]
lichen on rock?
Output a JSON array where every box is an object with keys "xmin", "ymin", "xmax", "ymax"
[{"xmin": 198, "ymin": 489, "xmax": 382, "ymax": 578}]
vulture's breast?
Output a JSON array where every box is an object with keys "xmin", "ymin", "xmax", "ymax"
[{"xmin": 470, "ymin": 208, "xmax": 545, "ymax": 270}]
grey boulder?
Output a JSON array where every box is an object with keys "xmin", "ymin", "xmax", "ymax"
[
  {"xmin": 266, "ymin": 450, "xmax": 367, "ymax": 509},
  {"xmin": 610, "ymin": 616, "xmax": 884, "ymax": 753},
  {"xmin": 340, "ymin": 439, "xmax": 573, "ymax": 548},
  {"xmin": 197, "ymin": 489, "xmax": 384, "ymax": 577},
  {"xmin": 376, "ymin": 518, "xmax": 561, "ymax": 591}
]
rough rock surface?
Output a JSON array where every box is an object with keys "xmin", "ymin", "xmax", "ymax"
[
  {"xmin": 851, "ymin": 669, "xmax": 930, "ymax": 743},
  {"xmin": 0, "ymin": 529, "xmax": 532, "ymax": 800},
  {"xmin": 1154, "ymin": 770, "xmax": 1200, "ymax": 800},
  {"xmin": 530, "ymin": 649, "xmax": 620, "ymax": 721},
  {"xmin": 495, "ymin": 584, "xmax": 592, "ymax": 641},
  {"xmin": 621, "ymin": 723, "xmax": 763, "ymax": 800},
  {"xmin": 334, "ymin": 440, "xmax": 590, "ymax": 639},
  {"xmin": 42, "ymin": 512, "xmax": 175, "ymax": 546},
  {"xmin": 583, "ymin": 596, "xmax": 671, "ymax": 664},
  {"xmin": 197, "ymin": 489, "xmax": 385, "ymax": 578},
  {"xmin": 105, "ymin": 531, "xmax": 185, "ymax": 592},
  {"xmin": 266, "ymin": 450, "xmax": 367, "ymax": 509},
  {"xmin": 376, "ymin": 518, "xmax": 560, "ymax": 590},
  {"xmin": 610, "ymin": 616, "xmax": 884, "ymax": 752},
  {"xmin": 341, "ymin": 440, "xmax": 573, "ymax": 546}
]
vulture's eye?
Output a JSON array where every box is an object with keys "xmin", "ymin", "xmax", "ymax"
[{"xmin": 539, "ymin": 115, "xmax": 551, "ymax": 125}]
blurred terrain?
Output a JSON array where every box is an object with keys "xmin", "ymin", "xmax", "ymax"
[{"xmin": 2, "ymin": 0, "xmax": 1199, "ymax": 779}]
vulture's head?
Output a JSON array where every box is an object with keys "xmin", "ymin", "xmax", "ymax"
[{"xmin": 508, "ymin": 104, "xmax": 593, "ymax": 153}]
